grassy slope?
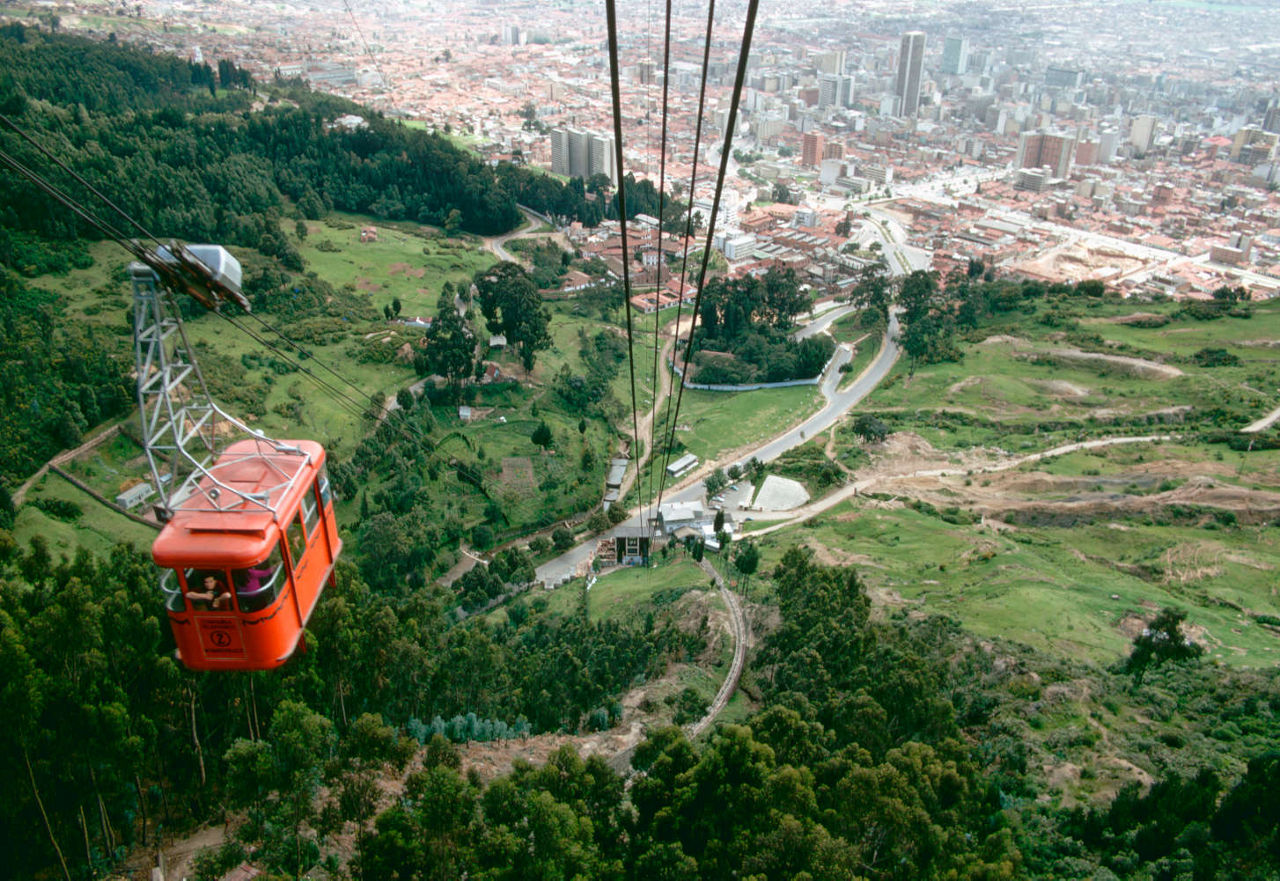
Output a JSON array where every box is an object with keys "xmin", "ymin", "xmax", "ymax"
[
  {"xmin": 544, "ymin": 558, "xmax": 709, "ymax": 622},
  {"xmin": 752, "ymin": 496, "xmax": 1280, "ymax": 668},
  {"xmin": 853, "ymin": 297, "xmax": 1280, "ymax": 453},
  {"xmin": 753, "ymin": 294, "xmax": 1280, "ymax": 670}
]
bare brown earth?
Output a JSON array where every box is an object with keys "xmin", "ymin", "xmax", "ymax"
[{"xmin": 864, "ymin": 433, "xmax": 1280, "ymax": 526}]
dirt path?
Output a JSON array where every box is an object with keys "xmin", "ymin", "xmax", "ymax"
[
  {"xmin": 688, "ymin": 558, "xmax": 749, "ymax": 740},
  {"xmin": 618, "ymin": 327, "xmax": 677, "ymax": 502},
  {"xmin": 1241, "ymin": 402, "xmax": 1280, "ymax": 434},
  {"xmin": 14, "ymin": 423, "xmax": 125, "ymax": 506},
  {"xmin": 747, "ymin": 434, "xmax": 1179, "ymax": 537}
]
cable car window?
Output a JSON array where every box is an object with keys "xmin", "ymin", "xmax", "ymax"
[
  {"xmin": 286, "ymin": 512, "xmax": 306, "ymax": 565},
  {"xmin": 185, "ymin": 568, "xmax": 231, "ymax": 611},
  {"xmin": 232, "ymin": 546, "xmax": 285, "ymax": 613},
  {"xmin": 160, "ymin": 569, "xmax": 185, "ymax": 613},
  {"xmin": 317, "ymin": 464, "xmax": 332, "ymax": 507},
  {"xmin": 301, "ymin": 484, "xmax": 319, "ymax": 539}
]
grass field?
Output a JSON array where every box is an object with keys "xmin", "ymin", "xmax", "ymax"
[
  {"xmin": 17, "ymin": 469, "xmax": 158, "ymax": 558},
  {"xmin": 726, "ymin": 295, "xmax": 1280, "ymax": 671},
  {"xmin": 837, "ymin": 297, "xmax": 1280, "ymax": 461},
  {"xmin": 296, "ymin": 215, "xmax": 494, "ymax": 321},
  {"xmin": 664, "ymin": 385, "xmax": 822, "ymax": 462},
  {"xmin": 543, "ymin": 558, "xmax": 708, "ymax": 622},
  {"xmin": 837, "ymin": 330, "xmax": 882, "ymax": 392},
  {"xmin": 750, "ymin": 496, "xmax": 1280, "ymax": 669}
]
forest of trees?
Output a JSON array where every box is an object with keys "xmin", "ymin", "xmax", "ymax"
[
  {"xmin": 0, "ymin": 271, "xmax": 133, "ymax": 481},
  {"xmin": 0, "ymin": 24, "xmax": 619, "ymax": 271},
  {"xmin": 2, "ymin": 534, "xmax": 1277, "ymax": 880},
  {"xmin": 0, "ymin": 536, "xmax": 708, "ymax": 880},
  {"xmin": 3, "ymin": 23, "xmax": 1280, "ymax": 881},
  {"xmin": 690, "ymin": 267, "xmax": 833, "ymax": 384}
]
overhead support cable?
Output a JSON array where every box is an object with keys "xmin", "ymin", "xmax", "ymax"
[
  {"xmin": 651, "ymin": 0, "xmax": 717, "ymax": 519},
  {"xmin": 605, "ymin": 0, "xmax": 646, "ymax": 534},
  {"xmin": 653, "ymin": 0, "xmax": 761, "ymax": 524},
  {"xmin": 644, "ymin": 0, "xmax": 675, "ymax": 544}
]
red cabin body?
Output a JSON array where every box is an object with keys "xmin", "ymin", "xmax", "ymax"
[{"xmin": 152, "ymin": 439, "xmax": 342, "ymax": 671}]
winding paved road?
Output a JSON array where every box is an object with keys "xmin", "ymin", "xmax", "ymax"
[{"xmin": 534, "ymin": 311, "xmax": 901, "ymax": 587}]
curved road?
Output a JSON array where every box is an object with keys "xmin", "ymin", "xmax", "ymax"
[
  {"xmin": 535, "ymin": 311, "xmax": 901, "ymax": 587},
  {"xmin": 485, "ymin": 206, "xmax": 556, "ymax": 263},
  {"xmin": 732, "ymin": 310, "xmax": 900, "ymax": 469}
]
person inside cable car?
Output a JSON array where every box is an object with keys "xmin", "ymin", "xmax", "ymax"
[
  {"xmin": 188, "ymin": 573, "xmax": 231, "ymax": 611},
  {"xmin": 234, "ymin": 550, "xmax": 283, "ymax": 613}
]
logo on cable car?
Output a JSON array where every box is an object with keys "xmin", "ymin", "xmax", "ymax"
[{"xmin": 199, "ymin": 618, "xmax": 244, "ymax": 656}]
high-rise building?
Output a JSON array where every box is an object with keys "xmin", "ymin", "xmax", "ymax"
[
  {"xmin": 1075, "ymin": 138, "xmax": 1099, "ymax": 167},
  {"xmin": 549, "ymin": 128, "xmax": 616, "ymax": 184},
  {"xmin": 587, "ymin": 134, "xmax": 617, "ymax": 185},
  {"xmin": 550, "ymin": 129, "xmax": 571, "ymax": 177},
  {"xmin": 568, "ymin": 129, "xmax": 591, "ymax": 179},
  {"xmin": 941, "ymin": 37, "xmax": 969, "ymax": 76},
  {"xmin": 817, "ymin": 74, "xmax": 854, "ymax": 108},
  {"xmin": 1130, "ymin": 115, "xmax": 1158, "ymax": 155},
  {"xmin": 802, "ymin": 131, "xmax": 825, "ymax": 168},
  {"xmin": 1016, "ymin": 130, "xmax": 1076, "ymax": 179},
  {"xmin": 966, "ymin": 49, "xmax": 991, "ymax": 76},
  {"xmin": 1231, "ymin": 125, "xmax": 1278, "ymax": 164},
  {"xmin": 814, "ymin": 50, "xmax": 846, "ymax": 75},
  {"xmin": 1045, "ymin": 67, "xmax": 1084, "ymax": 89},
  {"xmin": 1263, "ymin": 101, "xmax": 1280, "ymax": 135},
  {"xmin": 895, "ymin": 31, "xmax": 926, "ymax": 117}
]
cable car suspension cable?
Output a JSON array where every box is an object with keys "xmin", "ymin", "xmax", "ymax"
[
  {"xmin": 644, "ymin": 0, "xmax": 675, "ymax": 545},
  {"xmin": 650, "ymin": 0, "xmax": 716, "ymax": 519},
  {"xmin": 651, "ymin": 0, "xmax": 760, "ymax": 523},
  {"xmin": 605, "ymin": 0, "xmax": 645, "ymax": 533}
]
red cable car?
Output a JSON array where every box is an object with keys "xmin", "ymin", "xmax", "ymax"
[
  {"xmin": 152, "ymin": 439, "xmax": 342, "ymax": 670},
  {"xmin": 131, "ymin": 245, "xmax": 343, "ymax": 671}
]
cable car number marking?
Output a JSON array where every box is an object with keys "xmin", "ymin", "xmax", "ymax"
[{"xmin": 198, "ymin": 617, "xmax": 245, "ymax": 656}]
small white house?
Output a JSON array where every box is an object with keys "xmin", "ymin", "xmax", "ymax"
[{"xmin": 115, "ymin": 482, "xmax": 154, "ymax": 510}]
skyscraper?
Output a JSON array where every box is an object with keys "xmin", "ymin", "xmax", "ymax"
[
  {"xmin": 1016, "ymin": 130, "xmax": 1076, "ymax": 179},
  {"xmin": 549, "ymin": 128, "xmax": 617, "ymax": 184},
  {"xmin": 896, "ymin": 31, "xmax": 926, "ymax": 117},
  {"xmin": 568, "ymin": 129, "xmax": 590, "ymax": 180},
  {"xmin": 802, "ymin": 132, "xmax": 825, "ymax": 168},
  {"xmin": 588, "ymin": 134, "xmax": 617, "ymax": 185},
  {"xmin": 550, "ymin": 129, "xmax": 571, "ymax": 177},
  {"xmin": 941, "ymin": 36, "xmax": 969, "ymax": 76},
  {"xmin": 1130, "ymin": 115, "xmax": 1157, "ymax": 155},
  {"xmin": 817, "ymin": 74, "xmax": 854, "ymax": 109}
]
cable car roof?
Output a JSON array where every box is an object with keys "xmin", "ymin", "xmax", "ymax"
[{"xmin": 152, "ymin": 439, "xmax": 325, "ymax": 568}]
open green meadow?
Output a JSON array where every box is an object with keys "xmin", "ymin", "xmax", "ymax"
[
  {"xmin": 16, "ymin": 468, "xmax": 158, "ymax": 558},
  {"xmin": 842, "ymin": 296, "xmax": 1280, "ymax": 459},
  {"xmin": 751, "ymin": 498, "xmax": 1280, "ymax": 669},
  {"xmin": 295, "ymin": 215, "xmax": 494, "ymax": 320},
  {"xmin": 543, "ymin": 558, "xmax": 709, "ymax": 622},
  {"xmin": 664, "ymin": 385, "xmax": 822, "ymax": 462},
  {"xmin": 740, "ymin": 293, "xmax": 1280, "ymax": 671}
]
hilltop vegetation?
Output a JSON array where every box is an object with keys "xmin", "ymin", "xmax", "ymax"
[
  {"xmin": 2, "ymin": 22, "xmax": 1280, "ymax": 881},
  {"xmin": 3, "ymin": 533, "xmax": 1278, "ymax": 881}
]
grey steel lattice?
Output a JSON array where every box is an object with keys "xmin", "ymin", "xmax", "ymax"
[{"xmin": 131, "ymin": 254, "xmax": 311, "ymax": 522}]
